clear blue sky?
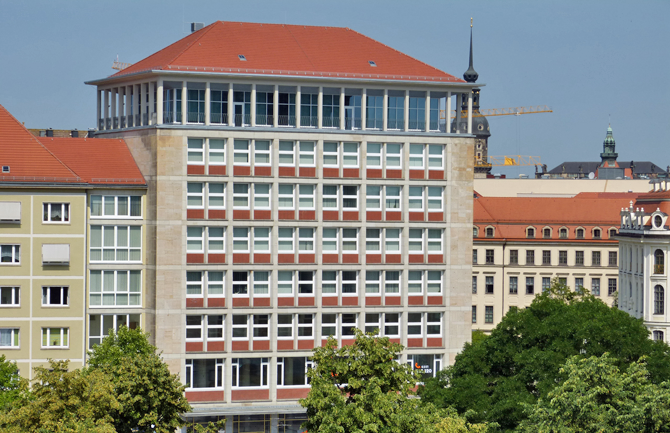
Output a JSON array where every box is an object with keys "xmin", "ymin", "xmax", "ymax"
[{"xmin": 1, "ymin": 0, "xmax": 668, "ymax": 175}]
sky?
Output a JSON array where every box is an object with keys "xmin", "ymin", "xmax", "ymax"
[{"xmin": 1, "ymin": 0, "xmax": 668, "ymax": 176}]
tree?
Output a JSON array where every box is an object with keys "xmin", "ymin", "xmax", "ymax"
[
  {"xmin": 0, "ymin": 355, "xmax": 26, "ymax": 413},
  {"xmin": 301, "ymin": 329, "xmax": 443, "ymax": 433},
  {"xmin": 87, "ymin": 326, "xmax": 191, "ymax": 433},
  {"xmin": 419, "ymin": 280, "xmax": 670, "ymax": 432},
  {"xmin": 518, "ymin": 353, "xmax": 670, "ymax": 433},
  {"xmin": 0, "ymin": 360, "xmax": 118, "ymax": 433}
]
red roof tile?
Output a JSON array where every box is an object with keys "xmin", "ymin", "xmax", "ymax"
[
  {"xmin": 108, "ymin": 21, "xmax": 464, "ymax": 83},
  {"xmin": 0, "ymin": 104, "xmax": 144, "ymax": 186}
]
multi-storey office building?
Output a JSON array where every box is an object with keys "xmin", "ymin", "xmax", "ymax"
[
  {"xmin": 618, "ymin": 181, "xmax": 670, "ymax": 343},
  {"xmin": 472, "ymin": 192, "xmax": 636, "ymax": 331},
  {"xmin": 0, "ymin": 105, "xmax": 146, "ymax": 377},
  {"xmin": 86, "ymin": 21, "xmax": 477, "ymax": 428}
]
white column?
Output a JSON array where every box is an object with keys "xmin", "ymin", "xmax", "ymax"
[
  {"xmin": 446, "ymin": 91, "xmax": 452, "ymax": 133},
  {"xmin": 382, "ymin": 89, "xmax": 388, "ymax": 131},
  {"xmin": 403, "ymin": 90, "xmax": 409, "ymax": 132},
  {"xmin": 139, "ymin": 83, "xmax": 145, "ymax": 126},
  {"xmin": 136, "ymin": 84, "xmax": 141, "ymax": 125},
  {"xmin": 104, "ymin": 89, "xmax": 110, "ymax": 129},
  {"xmin": 454, "ymin": 93, "xmax": 462, "ymax": 133},
  {"xmin": 152, "ymin": 80, "xmax": 159, "ymax": 125},
  {"xmin": 111, "ymin": 88, "xmax": 117, "ymax": 129},
  {"xmin": 227, "ymin": 85, "xmax": 234, "ymax": 125},
  {"xmin": 273, "ymin": 85, "xmax": 279, "ymax": 127},
  {"xmin": 96, "ymin": 89, "xmax": 101, "ymax": 130},
  {"xmin": 295, "ymin": 86, "xmax": 301, "ymax": 128},
  {"xmin": 467, "ymin": 91, "xmax": 473, "ymax": 134},
  {"xmin": 339, "ymin": 87, "xmax": 345, "ymax": 130},
  {"xmin": 317, "ymin": 86, "xmax": 323, "ymax": 129},
  {"xmin": 251, "ymin": 84, "xmax": 256, "ymax": 127},
  {"xmin": 205, "ymin": 82, "xmax": 211, "ymax": 126},
  {"xmin": 361, "ymin": 88, "xmax": 367, "ymax": 131},
  {"xmin": 127, "ymin": 85, "xmax": 133, "ymax": 126},
  {"xmin": 424, "ymin": 91, "xmax": 430, "ymax": 132},
  {"xmin": 119, "ymin": 87, "xmax": 126, "ymax": 127},
  {"xmin": 181, "ymin": 82, "xmax": 187, "ymax": 125}
]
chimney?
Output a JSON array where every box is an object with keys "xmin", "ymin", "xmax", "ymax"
[
  {"xmin": 191, "ymin": 22, "xmax": 205, "ymax": 33},
  {"xmin": 71, "ymin": 129, "xmax": 79, "ymax": 138},
  {"xmin": 46, "ymin": 128, "xmax": 53, "ymax": 137}
]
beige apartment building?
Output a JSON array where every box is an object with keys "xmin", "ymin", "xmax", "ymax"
[
  {"xmin": 86, "ymin": 21, "xmax": 478, "ymax": 429},
  {"xmin": 0, "ymin": 105, "xmax": 146, "ymax": 378},
  {"xmin": 472, "ymin": 191, "xmax": 637, "ymax": 331}
]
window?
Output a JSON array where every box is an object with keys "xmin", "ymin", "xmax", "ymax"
[
  {"xmin": 593, "ymin": 228, "xmax": 601, "ymax": 239},
  {"xmin": 1, "ymin": 245, "xmax": 20, "ymax": 264},
  {"xmin": 472, "ymin": 276, "xmax": 477, "ymax": 294},
  {"xmin": 89, "ymin": 270, "xmax": 141, "ymax": 306},
  {"xmin": 89, "ymin": 226, "xmax": 141, "ymax": 262},
  {"xmin": 278, "ymin": 92, "xmax": 296, "ymax": 126},
  {"xmin": 559, "ymin": 251, "xmax": 568, "ymax": 265},
  {"xmin": 301, "ymin": 93, "xmax": 318, "ymax": 127},
  {"xmin": 230, "ymin": 183, "xmax": 250, "ymax": 209},
  {"xmin": 542, "ymin": 250, "xmax": 551, "ymax": 265},
  {"xmin": 609, "ymin": 251, "xmax": 618, "ymax": 267},
  {"xmin": 233, "ymin": 228, "xmax": 250, "ymax": 252},
  {"xmin": 366, "ymin": 94, "xmax": 383, "ymax": 129},
  {"xmin": 277, "ymin": 314, "xmax": 293, "ymax": 339},
  {"xmin": 485, "ymin": 306, "xmax": 493, "ymax": 324},
  {"xmin": 427, "ymin": 271, "xmax": 442, "ymax": 293},
  {"xmin": 298, "ymin": 272, "xmax": 314, "ymax": 295},
  {"xmin": 185, "ymin": 315, "xmax": 224, "ymax": 341},
  {"xmin": 254, "ymin": 140, "xmax": 271, "ymax": 166},
  {"xmin": 322, "ymin": 313, "xmax": 337, "ymax": 337},
  {"xmin": 471, "ymin": 306, "xmax": 477, "ymax": 324},
  {"xmin": 232, "ymin": 272, "xmax": 249, "ymax": 295},
  {"xmin": 187, "ymin": 227, "xmax": 204, "ymax": 253},
  {"xmin": 509, "ymin": 276, "xmax": 518, "ymax": 294},
  {"xmin": 524, "ymin": 277, "xmax": 534, "ymax": 295},
  {"xmin": 526, "ymin": 227, "xmax": 535, "ymax": 238},
  {"xmin": 322, "ymin": 228, "xmax": 338, "ymax": 253},
  {"xmin": 0, "ymin": 287, "xmax": 19, "ymax": 306},
  {"xmin": 485, "ymin": 227, "xmax": 494, "ymax": 238},
  {"xmin": 428, "ymin": 144, "xmax": 444, "ymax": 169},
  {"xmin": 0, "ymin": 328, "xmax": 19, "ymax": 347},
  {"xmin": 367, "ymin": 143, "xmax": 381, "ymax": 167},
  {"xmin": 386, "ymin": 143, "xmax": 402, "ymax": 169},
  {"xmin": 473, "ymin": 249, "xmax": 478, "ymax": 265},
  {"xmin": 653, "ymin": 330, "xmax": 665, "ymax": 341},
  {"xmin": 343, "ymin": 142, "xmax": 359, "ymax": 167},
  {"xmin": 592, "ymin": 251, "xmax": 601, "ymax": 266},
  {"xmin": 576, "ymin": 228, "xmax": 584, "ymax": 239},
  {"xmin": 542, "ymin": 277, "xmax": 551, "ymax": 292},
  {"xmin": 208, "ymin": 227, "xmax": 224, "ymax": 254},
  {"xmin": 591, "ymin": 278, "xmax": 601, "ymax": 296},
  {"xmin": 655, "ymin": 249, "xmax": 665, "ymax": 274},
  {"xmin": 256, "ymin": 92, "xmax": 274, "ymax": 125},
  {"xmin": 41, "ymin": 286, "xmax": 69, "ymax": 306},
  {"xmin": 473, "ymin": 227, "xmax": 479, "ymax": 238},
  {"xmin": 365, "ymin": 313, "xmax": 382, "ymax": 334},
  {"xmin": 543, "ymin": 228, "xmax": 551, "ymax": 239},
  {"xmin": 232, "ymin": 315, "xmax": 248, "ymax": 339},
  {"xmin": 366, "ymin": 229, "xmax": 380, "ymax": 252},
  {"xmin": 409, "ymin": 229, "xmax": 424, "ymax": 254},
  {"xmin": 253, "ymin": 271, "xmax": 269, "ymax": 295},
  {"xmin": 187, "ymin": 138, "xmax": 204, "ymax": 164},
  {"xmin": 426, "ymin": 313, "xmax": 442, "ymax": 336},
  {"xmin": 322, "ymin": 93, "xmax": 340, "ymax": 128},
  {"xmin": 408, "ymin": 97, "xmax": 425, "ymax": 130},
  {"xmin": 384, "ymin": 313, "xmax": 400, "ymax": 337},
  {"xmin": 278, "ymin": 141, "xmax": 295, "ymax": 166},
  {"xmin": 385, "ymin": 186, "xmax": 401, "ymax": 211},
  {"xmin": 366, "ymin": 186, "xmax": 381, "ymax": 211},
  {"xmin": 526, "ymin": 250, "xmax": 535, "ymax": 266},
  {"xmin": 408, "ymin": 187, "xmax": 424, "ymax": 212},
  {"xmin": 210, "ymin": 87, "xmax": 228, "ymax": 124},
  {"xmin": 342, "ymin": 229, "xmax": 358, "ymax": 253},
  {"xmin": 342, "ymin": 186, "xmax": 358, "ymax": 209},
  {"xmin": 42, "ymin": 327, "xmax": 68, "ymax": 348},
  {"xmin": 253, "ymin": 184, "xmax": 270, "ymax": 210},
  {"xmin": 575, "ymin": 277, "xmax": 584, "ymax": 289},
  {"xmin": 408, "ymin": 354, "xmax": 442, "ymax": 380},
  {"xmin": 278, "ymin": 228, "xmax": 295, "ymax": 253},
  {"xmin": 298, "ymin": 185, "xmax": 315, "ymax": 210},
  {"xmin": 322, "ymin": 185, "xmax": 338, "ymax": 210},
  {"xmin": 608, "ymin": 278, "xmax": 617, "ymax": 296},
  {"xmin": 277, "ymin": 357, "xmax": 313, "ymax": 387},
  {"xmin": 90, "ymin": 195, "xmax": 141, "ymax": 218},
  {"xmin": 185, "ymin": 359, "xmax": 224, "ymax": 389},
  {"xmin": 385, "ymin": 229, "xmax": 400, "ymax": 253},
  {"xmin": 407, "ymin": 313, "xmax": 422, "ymax": 337},
  {"xmin": 559, "ymin": 228, "xmax": 568, "ymax": 239},
  {"xmin": 277, "ymin": 271, "xmax": 294, "ymax": 295},
  {"xmin": 187, "ymin": 183, "xmax": 204, "ymax": 209},
  {"xmin": 253, "ymin": 228, "xmax": 270, "ymax": 253},
  {"xmin": 485, "ymin": 276, "xmax": 494, "ymax": 294},
  {"xmin": 387, "ymin": 95, "xmax": 404, "ymax": 130},
  {"xmin": 559, "ymin": 277, "xmax": 567, "ymax": 286},
  {"xmin": 485, "ymin": 249, "xmax": 494, "ymax": 264},
  {"xmin": 409, "ymin": 144, "xmax": 424, "ymax": 168},
  {"xmin": 408, "ymin": 271, "xmax": 422, "ymax": 294},
  {"xmin": 655, "ymin": 285, "xmax": 664, "ymax": 315},
  {"xmin": 298, "ymin": 314, "xmax": 314, "ymax": 338},
  {"xmin": 575, "ymin": 251, "xmax": 584, "ymax": 266},
  {"xmin": 187, "ymin": 87, "xmax": 205, "ymax": 123},
  {"xmin": 298, "ymin": 228, "xmax": 314, "ymax": 254},
  {"xmin": 298, "ymin": 141, "xmax": 315, "ymax": 167},
  {"xmin": 278, "ymin": 184, "xmax": 295, "ymax": 210},
  {"xmin": 510, "ymin": 250, "xmax": 518, "ymax": 264},
  {"xmin": 341, "ymin": 313, "xmax": 358, "ymax": 337},
  {"xmin": 206, "ymin": 140, "xmax": 226, "ymax": 167},
  {"xmin": 323, "ymin": 142, "xmax": 338, "ymax": 167},
  {"xmin": 366, "ymin": 271, "xmax": 381, "ymax": 294},
  {"xmin": 43, "ymin": 203, "xmax": 69, "ymax": 223},
  {"xmin": 609, "ymin": 228, "xmax": 617, "ymax": 238},
  {"xmin": 342, "ymin": 271, "xmax": 358, "ymax": 295},
  {"xmin": 234, "ymin": 140, "xmax": 250, "ymax": 165},
  {"xmin": 231, "ymin": 358, "xmax": 269, "ymax": 388},
  {"xmin": 427, "ymin": 187, "xmax": 443, "ymax": 212}
]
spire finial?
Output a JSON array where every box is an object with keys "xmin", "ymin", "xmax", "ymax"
[{"xmin": 463, "ymin": 18, "xmax": 479, "ymax": 83}]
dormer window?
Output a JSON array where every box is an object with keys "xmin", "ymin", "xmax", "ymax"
[
  {"xmin": 526, "ymin": 227, "xmax": 535, "ymax": 239},
  {"xmin": 559, "ymin": 228, "xmax": 568, "ymax": 239},
  {"xmin": 543, "ymin": 228, "xmax": 551, "ymax": 239},
  {"xmin": 238, "ymin": 54, "xmax": 247, "ymax": 61},
  {"xmin": 1, "ymin": 166, "xmax": 8, "ymax": 173},
  {"xmin": 593, "ymin": 228, "xmax": 601, "ymax": 239},
  {"xmin": 609, "ymin": 228, "xmax": 617, "ymax": 238},
  {"xmin": 486, "ymin": 227, "xmax": 494, "ymax": 238},
  {"xmin": 368, "ymin": 60, "xmax": 377, "ymax": 67},
  {"xmin": 473, "ymin": 227, "xmax": 479, "ymax": 238},
  {"xmin": 576, "ymin": 228, "xmax": 584, "ymax": 239}
]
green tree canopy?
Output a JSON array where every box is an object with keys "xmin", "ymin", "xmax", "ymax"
[
  {"xmin": 0, "ymin": 360, "xmax": 118, "ymax": 433},
  {"xmin": 86, "ymin": 326, "xmax": 190, "ymax": 433},
  {"xmin": 419, "ymin": 281, "xmax": 670, "ymax": 432},
  {"xmin": 0, "ymin": 355, "xmax": 26, "ymax": 413},
  {"xmin": 518, "ymin": 353, "xmax": 670, "ymax": 433}
]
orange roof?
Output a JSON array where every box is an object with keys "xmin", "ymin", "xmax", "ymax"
[
  {"xmin": 107, "ymin": 21, "xmax": 464, "ymax": 83},
  {"xmin": 0, "ymin": 104, "xmax": 145, "ymax": 186}
]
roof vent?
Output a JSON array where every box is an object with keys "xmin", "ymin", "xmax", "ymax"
[
  {"xmin": 191, "ymin": 22, "xmax": 205, "ymax": 33},
  {"xmin": 2, "ymin": 166, "xmax": 9, "ymax": 173},
  {"xmin": 46, "ymin": 128, "xmax": 53, "ymax": 137},
  {"xmin": 368, "ymin": 60, "xmax": 377, "ymax": 67},
  {"xmin": 238, "ymin": 54, "xmax": 247, "ymax": 61}
]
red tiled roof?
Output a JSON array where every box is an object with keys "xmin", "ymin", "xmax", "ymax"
[
  {"xmin": 109, "ymin": 21, "xmax": 464, "ymax": 83},
  {"xmin": 0, "ymin": 104, "xmax": 145, "ymax": 186}
]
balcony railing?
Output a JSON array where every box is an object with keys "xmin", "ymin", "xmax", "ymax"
[
  {"xmin": 655, "ymin": 264, "xmax": 665, "ymax": 274},
  {"xmin": 163, "ymin": 111, "xmax": 182, "ymax": 124},
  {"xmin": 210, "ymin": 113, "xmax": 228, "ymax": 125},
  {"xmin": 322, "ymin": 116, "xmax": 340, "ymax": 128},
  {"xmin": 301, "ymin": 116, "xmax": 318, "ymax": 127},
  {"xmin": 366, "ymin": 118, "xmax": 383, "ymax": 130},
  {"xmin": 187, "ymin": 111, "xmax": 205, "ymax": 124},
  {"xmin": 345, "ymin": 118, "xmax": 362, "ymax": 130},
  {"xmin": 256, "ymin": 114, "xmax": 274, "ymax": 126},
  {"xmin": 234, "ymin": 114, "xmax": 251, "ymax": 127},
  {"xmin": 387, "ymin": 119, "xmax": 404, "ymax": 130},
  {"xmin": 112, "ymin": 117, "xmax": 119, "ymax": 129},
  {"xmin": 277, "ymin": 115, "xmax": 296, "ymax": 127},
  {"xmin": 408, "ymin": 119, "xmax": 425, "ymax": 130}
]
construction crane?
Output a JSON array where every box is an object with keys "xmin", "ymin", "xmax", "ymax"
[
  {"xmin": 112, "ymin": 55, "xmax": 131, "ymax": 71},
  {"xmin": 440, "ymin": 105, "xmax": 553, "ymax": 119}
]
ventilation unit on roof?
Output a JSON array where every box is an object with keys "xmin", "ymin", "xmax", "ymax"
[
  {"xmin": 191, "ymin": 22, "xmax": 205, "ymax": 33},
  {"xmin": 368, "ymin": 60, "xmax": 377, "ymax": 67},
  {"xmin": 2, "ymin": 166, "xmax": 9, "ymax": 173},
  {"xmin": 238, "ymin": 54, "xmax": 247, "ymax": 61}
]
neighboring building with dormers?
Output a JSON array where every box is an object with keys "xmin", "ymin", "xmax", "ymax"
[
  {"xmin": 85, "ymin": 21, "xmax": 478, "ymax": 429},
  {"xmin": 472, "ymin": 191, "xmax": 637, "ymax": 332},
  {"xmin": 617, "ymin": 180, "xmax": 670, "ymax": 343},
  {"xmin": 0, "ymin": 105, "xmax": 146, "ymax": 378}
]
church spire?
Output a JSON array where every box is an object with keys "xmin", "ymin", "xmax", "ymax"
[
  {"xmin": 600, "ymin": 124, "xmax": 618, "ymax": 166},
  {"xmin": 463, "ymin": 18, "xmax": 479, "ymax": 83}
]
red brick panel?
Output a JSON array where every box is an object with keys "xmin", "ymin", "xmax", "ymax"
[
  {"xmin": 231, "ymin": 341, "xmax": 249, "ymax": 351},
  {"xmin": 186, "ymin": 298, "xmax": 204, "ymax": 308},
  {"xmin": 408, "ymin": 296, "xmax": 423, "ymax": 306},
  {"xmin": 186, "ymin": 390, "xmax": 224, "ymax": 403},
  {"xmin": 233, "ymin": 210, "xmax": 251, "ymax": 220},
  {"xmin": 322, "ymin": 296, "xmax": 338, "ymax": 306},
  {"xmin": 233, "ymin": 253, "xmax": 250, "ymax": 264},
  {"xmin": 385, "ymin": 254, "xmax": 402, "ymax": 264},
  {"xmin": 427, "ymin": 254, "xmax": 443, "ymax": 264},
  {"xmin": 278, "ymin": 166, "xmax": 296, "ymax": 177},
  {"xmin": 365, "ymin": 296, "xmax": 381, "ymax": 306},
  {"xmin": 342, "ymin": 211, "xmax": 359, "ymax": 221},
  {"xmin": 209, "ymin": 165, "xmax": 226, "ymax": 176},
  {"xmin": 386, "ymin": 169, "xmax": 402, "ymax": 179},
  {"xmin": 254, "ymin": 210, "xmax": 271, "ymax": 220},
  {"xmin": 232, "ymin": 297, "xmax": 250, "ymax": 307},
  {"xmin": 322, "ymin": 254, "xmax": 338, "ymax": 264},
  {"xmin": 366, "ymin": 211, "xmax": 382, "ymax": 221},
  {"xmin": 342, "ymin": 168, "xmax": 359, "ymax": 178},
  {"xmin": 299, "ymin": 210, "xmax": 316, "ymax": 220},
  {"xmin": 207, "ymin": 297, "xmax": 225, "ymax": 308},
  {"xmin": 428, "ymin": 212, "xmax": 443, "ymax": 222},
  {"xmin": 233, "ymin": 166, "xmax": 251, "ymax": 176},
  {"xmin": 409, "ymin": 254, "xmax": 424, "ymax": 264},
  {"xmin": 385, "ymin": 296, "xmax": 401, "ymax": 306},
  {"xmin": 278, "ymin": 254, "xmax": 295, "ymax": 264},
  {"xmin": 187, "ymin": 254, "xmax": 204, "ymax": 264},
  {"xmin": 298, "ymin": 297, "xmax": 315, "ymax": 306},
  {"xmin": 253, "ymin": 297, "xmax": 271, "ymax": 307},
  {"xmin": 385, "ymin": 211, "xmax": 402, "ymax": 221},
  {"xmin": 277, "ymin": 297, "xmax": 295, "ymax": 307},
  {"xmin": 341, "ymin": 296, "xmax": 358, "ymax": 306},
  {"xmin": 187, "ymin": 209, "xmax": 204, "ymax": 219},
  {"xmin": 342, "ymin": 254, "xmax": 358, "ymax": 264},
  {"xmin": 426, "ymin": 295, "xmax": 443, "ymax": 306},
  {"xmin": 278, "ymin": 210, "xmax": 295, "ymax": 220},
  {"xmin": 185, "ymin": 342, "xmax": 203, "ymax": 352},
  {"xmin": 428, "ymin": 170, "xmax": 445, "ymax": 180},
  {"xmin": 388, "ymin": 338, "xmax": 401, "ymax": 345},
  {"xmin": 253, "ymin": 340, "xmax": 270, "ymax": 351},
  {"xmin": 341, "ymin": 339, "xmax": 355, "ymax": 346},
  {"xmin": 231, "ymin": 389, "xmax": 269, "ymax": 401},
  {"xmin": 409, "ymin": 169, "xmax": 425, "ymax": 180},
  {"xmin": 299, "ymin": 167, "xmax": 316, "ymax": 177},
  {"xmin": 187, "ymin": 165, "xmax": 205, "ymax": 175},
  {"xmin": 208, "ymin": 209, "xmax": 226, "ymax": 219},
  {"xmin": 297, "ymin": 340, "xmax": 314, "ymax": 350},
  {"xmin": 298, "ymin": 254, "xmax": 315, "ymax": 264},
  {"xmin": 207, "ymin": 341, "xmax": 225, "ymax": 352},
  {"xmin": 407, "ymin": 338, "xmax": 423, "ymax": 348},
  {"xmin": 409, "ymin": 212, "xmax": 425, "ymax": 222},
  {"xmin": 277, "ymin": 340, "xmax": 294, "ymax": 351},
  {"xmin": 323, "ymin": 210, "xmax": 339, "ymax": 221},
  {"xmin": 254, "ymin": 166, "xmax": 271, "ymax": 176},
  {"xmin": 277, "ymin": 388, "xmax": 310, "ymax": 400},
  {"xmin": 366, "ymin": 254, "xmax": 382, "ymax": 264},
  {"xmin": 208, "ymin": 253, "xmax": 226, "ymax": 264},
  {"xmin": 366, "ymin": 168, "xmax": 382, "ymax": 179},
  {"xmin": 427, "ymin": 337, "xmax": 443, "ymax": 347},
  {"xmin": 323, "ymin": 167, "xmax": 339, "ymax": 178}
]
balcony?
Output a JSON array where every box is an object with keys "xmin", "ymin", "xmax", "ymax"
[
  {"xmin": 322, "ymin": 117, "xmax": 340, "ymax": 128},
  {"xmin": 366, "ymin": 118, "xmax": 383, "ymax": 130},
  {"xmin": 187, "ymin": 111, "xmax": 206, "ymax": 124},
  {"xmin": 277, "ymin": 115, "xmax": 296, "ymax": 127},
  {"xmin": 344, "ymin": 118, "xmax": 362, "ymax": 130},
  {"xmin": 387, "ymin": 119, "xmax": 404, "ymax": 130},
  {"xmin": 301, "ymin": 116, "xmax": 318, "ymax": 127}
]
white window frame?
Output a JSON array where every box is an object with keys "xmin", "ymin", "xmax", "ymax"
[
  {"xmin": 186, "ymin": 271, "xmax": 204, "ymax": 297},
  {"xmin": 407, "ymin": 270, "xmax": 423, "ymax": 294},
  {"xmin": 207, "ymin": 271, "xmax": 225, "ymax": 298},
  {"xmin": 426, "ymin": 312, "xmax": 443, "ymax": 336},
  {"xmin": 233, "ymin": 183, "xmax": 250, "ymax": 209},
  {"xmin": 428, "ymin": 144, "xmax": 444, "ymax": 169},
  {"xmin": 341, "ymin": 270, "xmax": 358, "ymax": 296},
  {"xmin": 253, "ymin": 315, "xmax": 270, "ymax": 340},
  {"xmin": 323, "ymin": 142, "xmax": 339, "ymax": 168},
  {"xmin": 233, "ymin": 139, "xmax": 250, "ymax": 165},
  {"xmin": 278, "ymin": 227, "xmax": 295, "ymax": 253},
  {"xmin": 277, "ymin": 314, "xmax": 294, "ymax": 340},
  {"xmin": 427, "ymin": 271, "xmax": 443, "ymax": 294},
  {"xmin": 232, "ymin": 227, "xmax": 249, "ymax": 253},
  {"xmin": 408, "ymin": 228, "xmax": 424, "ymax": 254},
  {"xmin": 232, "ymin": 271, "xmax": 249, "ymax": 296},
  {"xmin": 254, "ymin": 140, "xmax": 271, "ymax": 167},
  {"xmin": 385, "ymin": 270, "xmax": 401, "ymax": 294},
  {"xmin": 427, "ymin": 186, "xmax": 443, "ymax": 212},
  {"xmin": 321, "ymin": 271, "xmax": 337, "ymax": 296},
  {"xmin": 385, "ymin": 186, "xmax": 401, "ymax": 211},
  {"xmin": 43, "ymin": 203, "xmax": 70, "ymax": 223},
  {"xmin": 41, "ymin": 286, "xmax": 69, "ymax": 306},
  {"xmin": 342, "ymin": 142, "xmax": 359, "ymax": 167},
  {"xmin": 207, "ymin": 314, "xmax": 225, "ymax": 341},
  {"xmin": 408, "ymin": 187, "xmax": 425, "ymax": 212},
  {"xmin": 298, "ymin": 184, "xmax": 315, "ymax": 210},
  {"xmin": 298, "ymin": 141, "xmax": 316, "ymax": 167},
  {"xmin": 187, "ymin": 183, "xmax": 204, "ymax": 209},
  {"xmin": 409, "ymin": 144, "xmax": 425, "ymax": 169},
  {"xmin": 322, "ymin": 228, "xmax": 338, "ymax": 253},
  {"xmin": 321, "ymin": 313, "xmax": 338, "ymax": 338},
  {"xmin": 186, "ymin": 226, "xmax": 204, "ymax": 253},
  {"xmin": 231, "ymin": 357, "xmax": 269, "ymax": 388},
  {"xmin": 232, "ymin": 314, "xmax": 249, "ymax": 339},
  {"xmin": 187, "ymin": 138, "xmax": 204, "ymax": 165},
  {"xmin": 253, "ymin": 227, "xmax": 271, "ymax": 253},
  {"xmin": 342, "ymin": 185, "xmax": 358, "ymax": 210},
  {"xmin": 253, "ymin": 184, "xmax": 271, "ymax": 210},
  {"xmin": 185, "ymin": 358, "xmax": 224, "ymax": 390},
  {"xmin": 90, "ymin": 270, "xmax": 142, "ymax": 306},
  {"xmin": 185, "ymin": 315, "xmax": 204, "ymax": 341},
  {"xmin": 322, "ymin": 185, "xmax": 339, "ymax": 210},
  {"xmin": 340, "ymin": 313, "xmax": 358, "ymax": 338},
  {"xmin": 385, "ymin": 229, "xmax": 401, "ymax": 253},
  {"xmin": 89, "ymin": 225, "xmax": 141, "ymax": 263},
  {"xmin": 341, "ymin": 228, "xmax": 358, "ymax": 254},
  {"xmin": 427, "ymin": 229, "xmax": 443, "ymax": 254},
  {"xmin": 0, "ymin": 328, "xmax": 19, "ymax": 347},
  {"xmin": 365, "ymin": 312, "xmax": 382, "ymax": 334},
  {"xmin": 278, "ymin": 141, "xmax": 296, "ymax": 166},
  {"xmin": 365, "ymin": 228, "xmax": 381, "ymax": 253},
  {"xmin": 277, "ymin": 270, "xmax": 295, "ymax": 296},
  {"xmin": 298, "ymin": 271, "xmax": 315, "ymax": 295},
  {"xmin": 1, "ymin": 245, "xmax": 21, "ymax": 264},
  {"xmin": 278, "ymin": 184, "xmax": 295, "ymax": 210},
  {"xmin": 253, "ymin": 271, "xmax": 270, "ymax": 296},
  {"xmin": 91, "ymin": 195, "xmax": 142, "ymax": 218},
  {"xmin": 385, "ymin": 143, "xmax": 402, "ymax": 169},
  {"xmin": 407, "ymin": 312, "xmax": 423, "ymax": 337},
  {"xmin": 366, "ymin": 142, "xmax": 382, "ymax": 168},
  {"xmin": 208, "ymin": 183, "xmax": 226, "ymax": 210},
  {"xmin": 297, "ymin": 314, "xmax": 314, "ymax": 339},
  {"xmin": 208, "ymin": 138, "xmax": 226, "ymax": 167},
  {"xmin": 42, "ymin": 327, "xmax": 68, "ymax": 348},
  {"xmin": 0, "ymin": 287, "xmax": 20, "ymax": 306},
  {"xmin": 298, "ymin": 228, "xmax": 315, "ymax": 253},
  {"xmin": 365, "ymin": 270, "xmax": 381, "ymax": 294},
  {"xmin": 384, "ymin": 313, "xmax": 400, "ymax": 338},
  {"xmin": 366, "ymin": 185, "xmax": 382, "ymax": 211},
  {"xmin": 208, "ymin": 227, "xmax": 225, "ymax": 254}
]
